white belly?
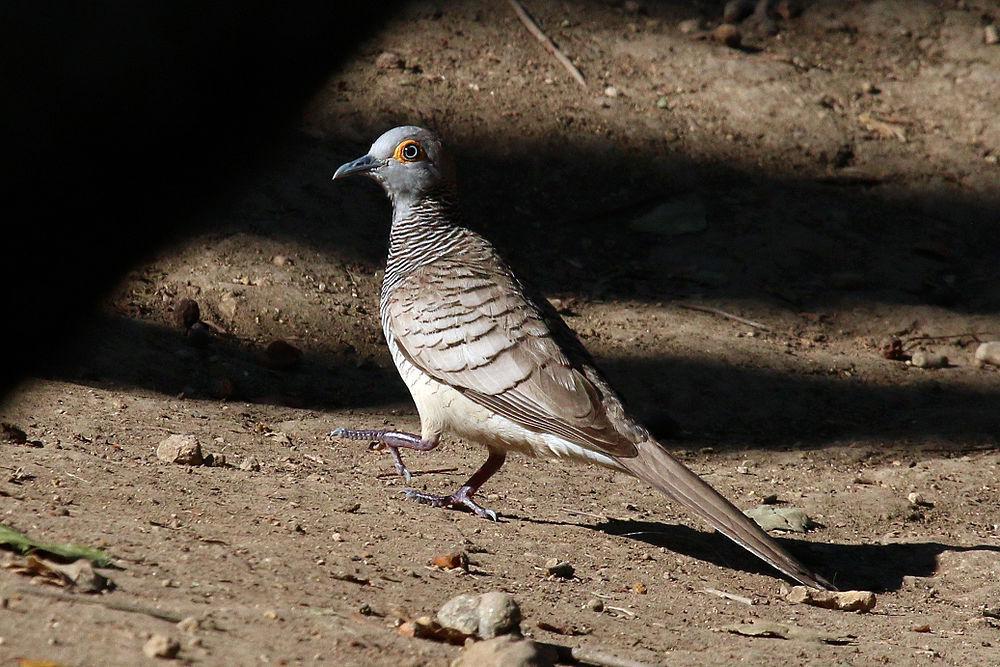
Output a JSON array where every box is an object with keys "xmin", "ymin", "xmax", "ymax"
[{"xmin": 385, "ymin": 332, "xmax": 622, "ymax": 470}]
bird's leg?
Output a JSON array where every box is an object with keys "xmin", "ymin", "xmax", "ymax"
[
  {"xmin": 329, "ymin": 428, "xmax": 438, "ymax": 482},
  {"xmin": 404, "ymin": 450, "xmax": 506, "ymax": 521}
]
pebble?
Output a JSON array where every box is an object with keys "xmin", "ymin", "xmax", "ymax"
[
  {"xmin": 545, "ymin": 558, "xmax": 575, "ymax": 579},
  {"xmin": 585, "ymin": 598, "xmax": 604, "ymax": 612},
  {"xmin": 861, "ymin": 81, "xmax": 879, "ymax": 95},
  {"xmin": 678, "ymin": 18, "xmax": 704, "ymax": 34},
  {"xmin": 263, "ymin": 339, "xmax": 302, "ymax": 370},
  {"xmin": 376, "ymin": 51, "xmax": 405, "ymax": 70},
  {"xmin": 176, "ymin": 616, "xmax": 200, "ymax": 634},
  {"xmin": 238, "ymin": 456, "xmax": 261, "ymax": 472},
  {"xmin": 156, "ymin": 434, "xmax": 203, "ymax": 466},
  {"xmin": 910, "ymin": 351, "xmax": 948, "ymax": 369},
  {"xmin": 143, "ymin": 634, "xmax": 180, "ymax": 659},
  {"xmin": 452, "ymin": 635, "xmax": 555, "ymax": 667},
  {"xmin": 603, "ymin": 85, "xmax": 619, "ymax": 98},
  {"xmin": 271, "ymin": 254, "xmax": 291, "ymax": 267},
  {"xmin": 775, "ymin": 0, "xmax": 801, "ymax": 20},
  {"xmin": 186, "ymin": 322, "xmax": 212, "ymax": 347},
  {"xmin": 712, "ymin": 24, "xmax": 742, "ymax": 48},
  {"xmin": 723, "ymin": 0, "xmax": 754, "ymax": 24},
  {"xmin": 745, "ymin": 506, "xmax": 813, "ymax": 533},
  {"xmin": 173, "ymin": 299, "xmax": 200, "ymax": 330},
  {"xmin": 436, "ymin": 591, "xmax": 522, "ymax": 639},
  {"xmin": 985, "ymin": 25, "xmax": 999, "ymax": 45},
  {"xmin": 785, "ymin": 586, "xmax": 877, "ymax": 613},
  {"xmin": 974, "ymin": 341, "xmax": 1000, "ymax": 368}
]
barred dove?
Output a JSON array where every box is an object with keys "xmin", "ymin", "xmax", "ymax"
[{"xmin": 331, "ymin": 126, "xmax": 832, "ymax": 590}]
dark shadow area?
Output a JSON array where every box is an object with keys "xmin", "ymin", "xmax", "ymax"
[
  {"xmin": 42, "ymin": 312, "xmax": 999, "ymax": 449},
  {"xmin": 3, "ymin": 0, "xmax": 997, "ymax": 417},
  {"xmin": 1, "ymin": 2, "xmax": 400, "ymax": 396},
  {"xmin": 39, "ymin": 313, "xmax": 410, "ymax": 410},
  {"xmin": 591, "ymin": 518, "xmax": 1000, "ymax": 592}
]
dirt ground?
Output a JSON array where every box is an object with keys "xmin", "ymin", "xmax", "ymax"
[{"xmin": 3, "ymin": 1, "xmax": 999, "ymax": 665}]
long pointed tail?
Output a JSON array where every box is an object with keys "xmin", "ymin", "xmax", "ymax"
[{"xmin": 619, "ymin": 440, "xmax": 834, "ymax": 590}]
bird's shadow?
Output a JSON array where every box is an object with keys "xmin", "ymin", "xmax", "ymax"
[{"xmin": 512, "ymin": 515, "xmax": 999, "ymax": 592}]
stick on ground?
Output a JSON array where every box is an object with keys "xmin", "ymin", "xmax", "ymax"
[
  {"xmin": 677, "ymin": 303, "xmax": 771, "ymax": 332},
  {"xmin": 508, "ymin": 0, "xmax": 587, "ymax": 87}
]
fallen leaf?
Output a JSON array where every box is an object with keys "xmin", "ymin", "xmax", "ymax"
[
  {"xmin": 430, "ymin": 551, "xmax": 469, "ymax": 571},
  {"xmin": 398, "ymin": 616, "xmax": 472, "ymax": 645},
  {"xmin": 0, "ymin": 524, "xmax": 114, "ymax": 567},
  {"xmin": 785, "ymin": 586, "xmax": 876, "ymax": 613},
  {"xmin": 719, "ymin": 621, "xmax": 856, "ymax": 645}
]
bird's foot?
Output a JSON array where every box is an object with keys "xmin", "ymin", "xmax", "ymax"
[
  {"xmin": 403, "ymin": 488, "xmax": 499, "ymax": 522},
  {"xmin": 330, "ymin": 427, "xmax": 436, "ymax": 482}
]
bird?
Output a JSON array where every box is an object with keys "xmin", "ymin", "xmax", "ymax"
[{"xmin": 330, "ymin": 125, "xmax": 832, "ymax": 590}]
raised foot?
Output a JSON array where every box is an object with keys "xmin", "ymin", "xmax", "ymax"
[{"xmin": 403, "ymin": 488, "xmax": 499, "ymax": 522}]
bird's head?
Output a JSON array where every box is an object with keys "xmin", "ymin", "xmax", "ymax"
[{"xmin": 333, "ymin": 126, "xmax": 453, "ymax": 201}]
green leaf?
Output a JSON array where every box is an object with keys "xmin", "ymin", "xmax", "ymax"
[{"xmin": 0, "ymin": 524, "xmax": 114, "ymax": 568}]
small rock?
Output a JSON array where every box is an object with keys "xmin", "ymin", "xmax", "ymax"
[
  {"xmin": 603, "ymin": 85, "xmax": 619, "ymax": 98},
  {"xmin": 437, "ymin": 591, "xmax": 522, "ymax": 639},
  {"xmin": 156, "ymin": 434, "xmax": 203, "ymax": 466},
  {"xmin": 912, "ymin": 624, "xmax": 932, "ymax": 633},
  {"xmin": 437, "ymin": 594, "xmax": 481, "ymax": 635},
  {"xmin": 910, "ymin": 351, "xmax": 948, "ymax": 369},
  {"xmin": 880, "ymin": 336, "xmax": 906, "ymax": 361},
  {"xmin": 210, "ymin": 375, "xmax": 236, "ymax": 400},
  {"xmin": 477, "ymin": 591, "xmax": 522, "ymax": 639},
  {"xmin": 723, "ymin": 0, "xmax": 754, "ymax": 24},
  {"xmin": 974, "ymin": 341, "xmax": 1000, "ymax": 368},
  {"xmin": 1, "ymin": 422, "xmax": 28, "ymax": 445},
  {"xmin": 775, "ymin": 0, "xmax": 801, "ymax": 20},
  {"xmin": 678, "ymin": 18, "xmax": 704, "ymax": 34},
  {"xmin": 186, "ymin": 321, "xmax": 212, "ymax": 347},
  {"xmin": 176, "ymin": 616, "xmax": 200, "ymax": 634},
  {"xmin": 263, "ymin": 339, "xmax": 302, "ymax": 370},
  {"xmin": 655, "ymin": 95, "xmax": 670, "ymax": 109},
  {"xmin": 545, "ymin": 558, "xmax": 575, "ymax": 579},
  {"xmin": 585, "ymin": 598, "xmax": 604, "ymax": 612},
  {"xmin": 238, "ymin": 456, "xmax": 260, "ymax": 472},
  {"xmin": 143, "ymin": 634, "xmax": 180, "ymax": 659},
  {"xmin": 271, "ymin": 254, "xmax": 292, "ymax": 267},
  {"xmin": 785, "ymin": 586, "xmax": 877, "ymax": 613},
  {"xmin": 761, "ymin": 493, "xmax": 779, "ymax": 505},
  {"xmin": 173, "ymin": 299, "xmax": 200, "ymax": 330},
  {"xmin": 452, "ymin": 635, "xmax": 555, "ymax": 667},
  {"xmin": 985, "ymin": 25, "xmax": 999, "ymax": 45},
  {"xmin": 745, "ymin": 506, "xmax": 814, "ymax": 533},
  {"xmin": 712, "ymin": 24, "xmax": 742, "ymax": 48},
  {"xmin": 218, "ymin": 293, "xmax": 238, "ymax": 320},
  {"xmin": 376, "ymin": 51, "xmax": 405, "ymax": 70},
  {"xmin": 907, "ymin": 492, "xmax": 933, "ymax": 507},
  {"xmin": 860, "ymin": 81, "xmax": 879, "ymax": 95}
]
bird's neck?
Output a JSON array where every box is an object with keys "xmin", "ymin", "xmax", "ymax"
[{"xmin": 384, "ymin": 190, "xmax": 466, "ymax": 292}]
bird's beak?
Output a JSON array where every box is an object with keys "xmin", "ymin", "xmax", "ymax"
[{"xmin": 333, "ymin": 154, "xmax": 379, "ymax": 180}]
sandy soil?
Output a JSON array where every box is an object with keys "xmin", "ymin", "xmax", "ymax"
[{"xmin": 3, "ymin": 1, "xmax": 999, "ymax": 665}]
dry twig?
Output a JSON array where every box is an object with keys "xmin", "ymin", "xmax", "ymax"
[
  {"xmin": 702, "ymin": 587, "xmax": 754, "ymax": 605},
  {"xmin": 508, "ymin": 0, "xmax": 586, "ymax": 87},
  {"xmin": 8, "ymin": 585, "xmax": 185, "ymax": 623},
  {"xmin": 677, "ymin": 303, "xmax": 771, "ymax": 332}
]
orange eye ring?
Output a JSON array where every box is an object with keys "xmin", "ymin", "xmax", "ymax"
[{"xmin": 394, "ymin": 139, "xmax": 426, "ymax": 163}]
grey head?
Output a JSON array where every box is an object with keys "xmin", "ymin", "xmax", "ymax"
[{"xmin": 333, "ymin": 126, "xmax": 453, "ymax": 205}]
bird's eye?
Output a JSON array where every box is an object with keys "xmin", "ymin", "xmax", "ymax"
[{"xmin": 395, "ymin": 140, "xmax": 425, "ymax": 163}]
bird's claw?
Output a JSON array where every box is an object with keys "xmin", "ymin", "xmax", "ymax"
[{"xmin": 403, "ymin": 488, "xmax": 499, "ymax": 521}]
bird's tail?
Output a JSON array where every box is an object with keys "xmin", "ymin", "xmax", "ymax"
[{"xmin": 619, "ymin": 439, "xmax": 834, "ymax": 590}]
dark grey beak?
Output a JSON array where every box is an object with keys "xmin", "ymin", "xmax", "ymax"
[{"xmin": 333, "ymin": 154, "xmax": 379, "ymax": 180}]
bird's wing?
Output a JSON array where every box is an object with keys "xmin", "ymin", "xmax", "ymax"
[{"xmin": 386, "ymin": 256, "xmax": 639, "ymax": 458}]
